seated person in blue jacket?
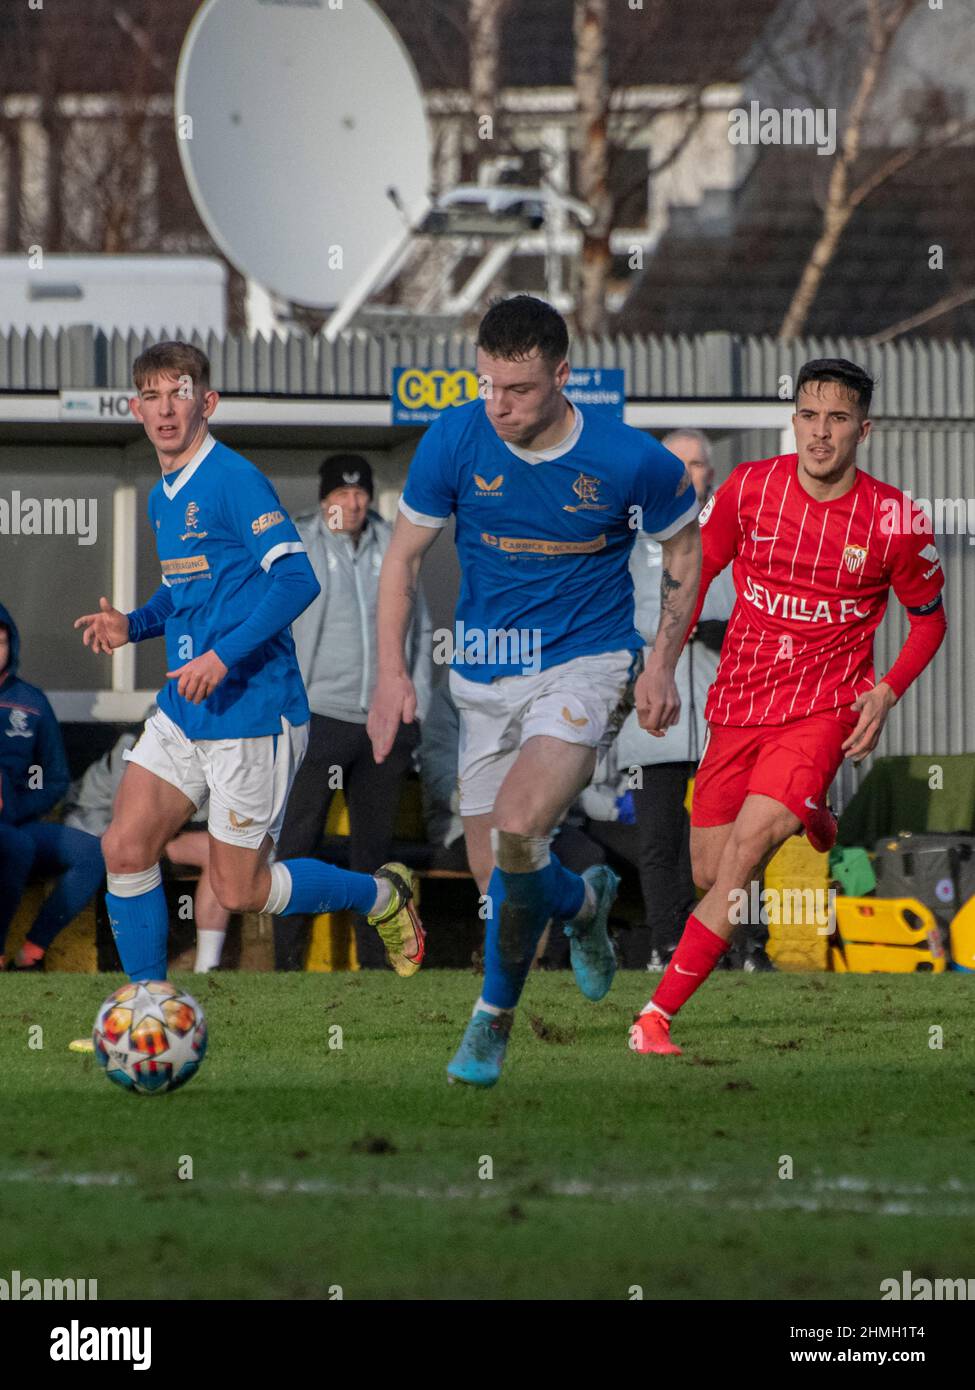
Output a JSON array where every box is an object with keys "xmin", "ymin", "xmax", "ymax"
[
  {"xmin": 0, "ymin": 604, "xmax": 104, "ymax": 970},
  {"xmin": 63, "ymin": 717, "xmax": 228, "ymax": 973}
]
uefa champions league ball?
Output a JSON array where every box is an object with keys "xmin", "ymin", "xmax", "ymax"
[{"xmin": 93, "ymin": 981, "xmax": 208, "ymax": 1095}]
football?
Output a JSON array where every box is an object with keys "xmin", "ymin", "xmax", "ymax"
[{"xmin": 93, "ymin": 981, "xmax": 208, "ymax": 1096}]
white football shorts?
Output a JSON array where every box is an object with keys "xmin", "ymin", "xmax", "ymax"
[
  {"xmin": 448, "ymin": 648, "xmax": 638, "ymax": 817},
  {"xmin": 123, "ymin": 707, "xmax": 308, "ymax": 849}
]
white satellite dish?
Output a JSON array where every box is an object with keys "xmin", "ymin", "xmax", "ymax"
[{"xmin": 175, "ymin": 0, "xmax": 431, "ymax": 317}]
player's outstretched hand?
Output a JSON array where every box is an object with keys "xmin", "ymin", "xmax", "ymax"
[
  {"xmin": 842, "ymin": 682, "xmax": 897, "ymax": 763},
  {"xmin": 368, "ymin": 672, "xmax": 417, "ymax": 764},
  {"xmin": 635, "ymin": 656, "xmax": 680, "ymax": 737},
  {"xmin": 73, "ymin": 596, "xmax": 129, "ymax": 654},
  {"xmin": 166, "ymin": 650, "xmax": 229, "ymax": 705}
]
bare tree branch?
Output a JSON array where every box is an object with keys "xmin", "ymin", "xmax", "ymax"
[
  {"xmin": 573, "ymin": 2, "xmax": 720, "ymax": 333},
  {"xmin": 747, "ymin": 1, "xmax": 852, "ymax": 112},
  {"xmin": 848, "ymin": 114, "xmax": 975, "ymax": 209},
  {"xmin": 574, "ymin": 0, "xmax": 612, "ymax": 335},
  {"xmin": 469, "ymin": 0, "xmax": 517, "ymax": 159},
  {"xmin": 646, "ymin": 96, "xmax": 708, "ymax": 178},
  {"xmin": 866, "ymin": 284, "xmax": 975, "ymax": 343},
  {"xmin": 778, "ymin": 0, "xmax": 925, "ymax": 339}
]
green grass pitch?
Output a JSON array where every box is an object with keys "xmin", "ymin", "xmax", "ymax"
[{"xmin": 1, "ymin": 969, "xmax": 972, "ymax": 1300}]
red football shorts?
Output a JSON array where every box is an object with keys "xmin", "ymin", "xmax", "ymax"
[{"xmin": 690, "ymin": 712, "xmax": 855, "ymax": 830}]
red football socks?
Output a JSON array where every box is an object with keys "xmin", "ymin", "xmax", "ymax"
[{"xmin": 649, "ymin": 914, "xmax": 730, "ymax": 1017}]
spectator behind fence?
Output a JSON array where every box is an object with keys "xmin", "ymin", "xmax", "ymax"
[
  {"xmin": 614, "ymin": 431, "xmax": 742, "ymax": 970},
  {"xmin": 62, "ymin": 714, "xmax": 229, "ymax": 972},
  {"xmin": 419, "ymin": 679, "xmax": 650, "ymax": 967},
  {"xmin": 0, "ymin": 604, "xmax": 104, "ymax": 971},
  {"xmin": 273, "ymin": 455, "xmax": 433, "ymax": 970},
  {"xmin": 418, "ymin": 679, "xmax": 467, "ymax": 872}
]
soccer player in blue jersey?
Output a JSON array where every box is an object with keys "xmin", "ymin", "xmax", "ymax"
[
  {"xmin": 369, "ymin": 297, "xmax": 702, "ymax": 1086},
  {"xmin": 73, "ymin": 342, "xmax": 423, "ymax": 1003}
]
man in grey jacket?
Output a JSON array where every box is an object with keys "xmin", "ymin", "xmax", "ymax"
[
  {"xmin": 274, "ymin": 455, "xmax": 433, "ymax": 968},
  {"xmin": 615, "ymin": 430, "xmax": 738, "ymax": 969}
]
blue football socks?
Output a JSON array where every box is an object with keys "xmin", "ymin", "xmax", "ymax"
[
  {"xmin": 105, "ymin": 883, "xmax": 169, "ymax": 982},
  {"xmin": 481, "ymin": 854, "xmax": 585, "ymax": 1009},
  {"xmin": 277, "ymin": 858, "xmax": 379, "ymax": 916}
]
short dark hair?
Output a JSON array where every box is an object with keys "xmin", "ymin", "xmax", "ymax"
[
  {"xmin": 795, "ymin": 358, "xmax": 874, "ymax": 416},
  {"xmin": 133, "ymin": 341, "xmax": 210, "ymax": 392},
  {"xmin": 476, "ymin": 294, "xmax": 569, "ymax": 364}
]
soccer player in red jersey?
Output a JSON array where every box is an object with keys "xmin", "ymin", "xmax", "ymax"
[{"xmin": 630, "ymin": 358, "xmax": 947, "ymax": 1055}]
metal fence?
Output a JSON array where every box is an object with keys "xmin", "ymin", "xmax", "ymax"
[{"xmin": 1, "ymin": 325, "xmax": 974, "ymax": 417}]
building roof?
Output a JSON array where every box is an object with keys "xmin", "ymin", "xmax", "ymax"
[
  {"xmin": 0, "ymin": 0, "xmax": 777, "ymax": 97},
  {"xmin": 8, "ymin": 0, "xmax": 969, "ymax": 344},
  {"xmin": 376, "ymin": 0, "xmax": 779, "ymax": 89},
  {"xmin": 615, "ymin": 144, "xmax": 975, "ymax": 341},
  {"xmin": 0, "ymin": 1, "xmax": 201, "ymax": 96}
]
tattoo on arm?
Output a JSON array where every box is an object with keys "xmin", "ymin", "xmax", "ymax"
[
  {"xmin": 661, "ymin": 566, "xmax": 681, "ymax": 600},
  {"xmin": 660, "ymin": 566, "xmax": 683, "ymax": 629},
  {"xmin": 655, "ymin": 565, "xmax": 692, "ymax": 653}
]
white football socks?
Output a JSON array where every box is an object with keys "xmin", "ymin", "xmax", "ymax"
[
  {"xmin": 640, "ymin": 1000, "xmax": 672, "ymax": 1019},
  {"xmin": 106, "ymin": 864, "xmax": 163, "ymax": 897},
  {"xmin": 194, "ymin": 930, "xmax": 225, "ymax": 973},
  {"xmin": 261, "ymin": 861, "xmax": 293, "ymax": 915},
  {"xmin": 474, "ymin": 997, "xmax": 509, "ymax": 1018},
  {"xmin": 573, "ymin": 880, "xmax": 598, "ymax": 924},
  {"xmin": 371, "ymin": 877, "xmax": 394, "ymax": 918}
]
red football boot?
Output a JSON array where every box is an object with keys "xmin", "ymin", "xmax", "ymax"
[
  {"xmin": 804, "ymin": 800, "xmax": 838, "ymax": 854},
  {"xmin": 629, "ymin": 1009, "xmax": 682, "ymax": 1056}
]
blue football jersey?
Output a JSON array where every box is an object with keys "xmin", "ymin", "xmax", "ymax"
[
  {"xmin": 148, "ymin": 436, "xmax": 310, "ymax": 738},
  {"xmin": 401, "ymin": 400, "xmax": 698, "ymax": 681}
]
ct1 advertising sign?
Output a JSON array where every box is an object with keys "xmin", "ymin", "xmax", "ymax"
[
  {"xmin": 392, "ymin": 368, "xmax": 480, "ymax": 424},
  {"xmin": 391, "ymin": 366, "xmax": 625, "ymax": 424}
]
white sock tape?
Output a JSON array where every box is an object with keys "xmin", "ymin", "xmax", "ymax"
[
  {"xmin": 492, "ymin": 829, "xmax": 551, "ymax": 873},
  {"xmin": 262, "ymin": 861, "xmax": 293, "ymax": 915},
  {"xmin": 106, "ymin": 865, "xmax": 162, "ymax": 898}
]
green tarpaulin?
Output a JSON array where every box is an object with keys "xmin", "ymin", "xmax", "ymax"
[{"xmin": 838, "ymin": 755, "xmax": 975, "ymax": 847}]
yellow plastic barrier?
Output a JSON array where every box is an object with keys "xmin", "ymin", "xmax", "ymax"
[
  {"xmin": 324, "ymin": 781, "xmax": 426, "ymax": 840},
  {"xmin": 306, "ymin": 910, "xmax": 359, "ymax": 972},
  {"xmin": 832, "ymin": 896, "xmax": 946, "ymax": 973},
  {"xmin": 307, "ymin": 784, "xmax": 426, "ymax": 971},
  {"xmin": 763, "ymin": 835, "xmax": 831, "ymax": 971},
  {"xmin": 949, "ymin": 897, "xmax": 975, "ymax": 972},
  {"xmin": 324, "ymin": 794, "xmax": 350, "ymax": 837}
]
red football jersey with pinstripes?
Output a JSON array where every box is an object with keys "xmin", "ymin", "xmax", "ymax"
[{"xmin": 699, "ymin": 454, "xmax": 944, "ymax": 727}]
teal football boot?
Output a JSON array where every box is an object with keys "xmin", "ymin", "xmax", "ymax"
[
  {"xmin": 563, "ymin": 864, "xmax": 620, "ymax": 1001},
  {"xmin": 447, "ymin": 1009, "xmax": 513, "ymax": 1088}
]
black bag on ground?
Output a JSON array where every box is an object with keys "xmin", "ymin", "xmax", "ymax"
[{"xmin": 872, "ymin": 833, "xmax": 975, "ymax": 936}]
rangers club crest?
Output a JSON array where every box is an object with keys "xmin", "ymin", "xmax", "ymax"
[
  {"xmin": 180, "ymin": 500, "xmax": 207, "ymax": 542},
  {"xmin": 843, "ymin": 544, "xmax": 867, "ymax": 573},
  {"xmin": 563, "ymin": 472, "xmax": 609, "ymax": 513},
  {"xmin": 6, "ymin": 708, "xmax": 31, "ymax": 737}
]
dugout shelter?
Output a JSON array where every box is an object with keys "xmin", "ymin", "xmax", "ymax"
[{"xmin": 0, "ymin": 324, "xmax": 971, "ymax": 816}]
